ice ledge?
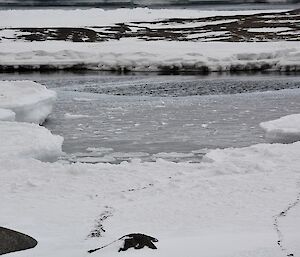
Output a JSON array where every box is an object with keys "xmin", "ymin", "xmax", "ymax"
[
  {"xmin": 260, "ymin": 114, "xmax": 300, "ymax": 143},
  {"xmin": 0, "ymin": 108, "xmax": 15, "ymax": 121},
  {"xmin": 0, "ymin": 81, "xmax": 57, "ymax": 124},
  {"xmin": 0, "ymin": 121, "xmax": 63, "ymax": 162}
]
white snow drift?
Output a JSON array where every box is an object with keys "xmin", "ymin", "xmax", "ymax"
[
  {"xmin": 260, "ymin": 114, "xmax": 300, "ymax": 143},
  {"xmin": 0, "ymin": 81, "xmax": 57, "ymax": 124}
]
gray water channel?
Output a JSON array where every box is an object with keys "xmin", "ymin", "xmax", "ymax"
[{"xmin": 2, "ymin": 72, "xmax": 300, "ymax": 163}]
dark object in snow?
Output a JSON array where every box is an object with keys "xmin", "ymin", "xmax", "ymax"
[
  {"xmin": 88, "ymin": 233, "xmax": 158, "ymax": 254},
  {"xmin": 118, "ymin": 233, "xmax": 158, "ymax": 252},
  {"xmin": 0, "ymin": 227, "xmax": 38, "ymax": 255}
]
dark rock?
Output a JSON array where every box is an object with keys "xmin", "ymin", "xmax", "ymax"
[{"xmin": 0, "ymin": 227, "xmax": 37, "ymax": 255}]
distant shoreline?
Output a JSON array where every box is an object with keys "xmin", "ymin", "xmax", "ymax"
[{"xmin": 0, "ymin": 1, "xmax": 299, "ymax": 9}]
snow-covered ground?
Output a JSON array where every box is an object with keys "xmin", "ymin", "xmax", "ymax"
[
  {"xmin": 0, "ymin": 8, "xmax": 299, "ymax": 72},
  {"xmin": 1, "ymin": 80, "xmax": 300, "ymax": 257},
  {"xmin": 0, "ymin": 8, "xmax": 285, "ymax": 28}
]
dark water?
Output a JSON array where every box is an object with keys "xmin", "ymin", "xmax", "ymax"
[{"xmin": 2, "ymin": 71, "xmax": 300, "ymax": 163}]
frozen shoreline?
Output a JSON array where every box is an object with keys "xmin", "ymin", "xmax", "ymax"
[
  {"xmin": 0, "ymin": 8, "xmax": 299, "ymax": 73},
  {"xmin": 1, "ymin": 41, "xmax": 299, "ymax": 73},
  {"xmin": 0, "ymin": 79, "xmax": 300, "ymax": 256}
]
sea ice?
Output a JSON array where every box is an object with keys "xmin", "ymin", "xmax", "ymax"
[
  {"xmin": 0, "ymin": 121, "xmax": 63, "ymax": 161},
  {"xmin": 0, "ymin": 108, "xmax": 15, "ymax": 121},
  {"xmin": 260, "ymin": 114, "xmax": 300, "ymax": 143},
  {"xmin": 0, "ymin": 81, "xmax": 57, "ymax": 124}
]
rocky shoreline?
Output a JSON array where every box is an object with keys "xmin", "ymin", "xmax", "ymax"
[
  {"xmin": 1, "ymin": 9, "xmax": 299, "ymax": 42},
  {"xmin": 0, "ymin": 8, "xmax": 299, "ymax": 73}
]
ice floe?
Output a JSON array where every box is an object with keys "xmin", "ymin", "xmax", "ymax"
[
  {"xmin": 260, "ymin": 114, "xmax": 300, "ymax": 143},
  {"xmin": 0, "ymin": 121, "xmax": 63, "ymax": 161},
  {"xmin": 0, "ymin": 81, "xmax": 57, "ymax": 124},
  {"xmin": 0, "ymin": 108, "xmax": 15, "ymax": 121},
  {"xmin": 64, "ymin": 113, "xmax": 91, "ymax": 119}
]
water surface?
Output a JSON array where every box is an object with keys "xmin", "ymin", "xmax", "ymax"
[{"xmin": 2, "ymin": 72, "xmax": 300, "ymax": 163}]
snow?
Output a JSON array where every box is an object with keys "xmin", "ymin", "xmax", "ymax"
[
  {"xmin": 131, "ymin": 19, "xmax": 239, "ymax": 29},
  {"xmin": 0, "ymin": 29, "xmax": 31, "ymax": 42},
  {"xmin": 0, "ymin": 81, "xmax": 57, "ymax": 124},
  {"xmin": 0, "ymin": 8, "xmax": 285, "ymax": 28},
  {"xmin": 0, "ymin": 108, "xmax": 15, "ymax": 121},
  {"xmin": 0, "ymin": 121, "xmax": 63, "ymax": 161},
  {"xmin": 0, "ymin": 8, "xmax": 298, "ymax": 72},
  {"xmin": 1, "ymin": 139, "xmax": 300, "ymax": 257},
  {"xmin": 0, "ymin": 80, "xmax": 300, "ymax": 257},
  {"xmin": 247, "ymin": 27, "xmax": 293, "ymax": 33},
  {"xmin": 0, "ymin": 40, "xmax": 299, "ymax": 72},
  {"xmin": 260, "ymin": 114, "xmax": 300, "ymax": 143}
]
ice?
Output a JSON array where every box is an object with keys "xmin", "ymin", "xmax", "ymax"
[
  {"xmin": 76, "ymin": 155, "xmax": 116, "ymax": 163},
  {"xmin": 153, "ymin": 152, "xmax": 195, "ymax": 158},
  {"xmin": 260, "ymin": 114, "xmax": 300, "ymax": 143},
  {"xmin": 247, "ymin": 27, "xmax": 293, "ymax": 33},
  {"xmin": 0, "ymin": 81, "xmax": 57, "ymax": 124},
  {"xmin": 64, "ymin": 113, "xmax": 90, "ymax": 119},
  {"xmin": 0, "ymin": 108, "xmax": 15, "ymax": 121},
  {"xmin": 1, "ymin": 79, "xmax": 300, "ymax": 256},
  {"xmin": 0, "ymin": 121, "xmax": 63, "ymax": 161}
]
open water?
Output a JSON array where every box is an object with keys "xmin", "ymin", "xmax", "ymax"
[{"xmin": 2, "ymin": 72, "xmax": 300, "ymax": 163}]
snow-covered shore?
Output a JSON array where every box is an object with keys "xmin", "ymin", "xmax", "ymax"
[
  {"xmin": 0, "ymin": 8, "xmax": 299, "ymax": 72},
  {"xmin": 1, "ymin": 40, "xmax": 299, "ymax": 73},
  {"xmin": 1, "ymin": 80, "xmax": 300, "ymax": 257}
]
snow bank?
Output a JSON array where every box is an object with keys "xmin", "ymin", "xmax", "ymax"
[
  {"xmin": 0, "ymin": 108, "xmax": 15, "ymax": 121},
  {"xmin": 0, "ymin": 81, "xmax": 57, "ymax": 124},
  {"xmin": 0, "ymin": 121, "xmax": 63, "ymax": 161},
  {"xmin": 260, "ymin": 114, "xmax": 300, "ymax": 143},
  {"xmin": 0, "ymin": 40, "xmax": 299, "ymax": 72}
]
